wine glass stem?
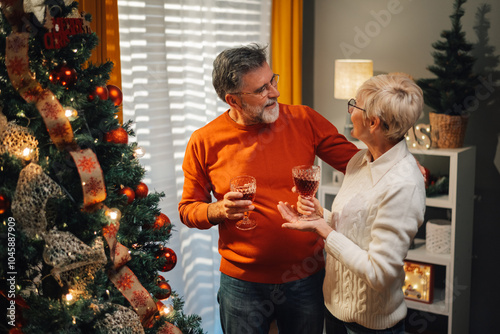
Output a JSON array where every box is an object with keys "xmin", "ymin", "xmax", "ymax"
[{"xmin": 243, "ymin": 211, "xmax": 249, "ymax": 221}]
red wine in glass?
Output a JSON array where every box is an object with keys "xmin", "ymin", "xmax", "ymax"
[
  {"xmin": 292, "ymin": 165, "xmax": 321, "ymax": 220},
  {"xmin": 230, "ymin": 175, "xmax": 257, "ymax": 230},
  {"xmin": 240, "ymin": 191, "xmax": 256, "ymax": 201},
  {"xmin": 293, "ymin": 178, "xmax": 319, "ymax": 199}
]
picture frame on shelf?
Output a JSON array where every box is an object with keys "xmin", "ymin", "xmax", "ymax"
[{"xmin": 403, "ymin": 260, "xmax": 434, "ymax": 304}]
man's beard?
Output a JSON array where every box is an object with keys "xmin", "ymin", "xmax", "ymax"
[{"xmin": 241, "ymin": 98, "xmax": 279, "ymax": 124}]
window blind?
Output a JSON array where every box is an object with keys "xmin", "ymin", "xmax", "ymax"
[{"xmin": 117, "ymin": 2, "xmax": 271, "ymax": 333}]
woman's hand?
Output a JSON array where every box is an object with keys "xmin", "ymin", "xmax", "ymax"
[
  {"xmin": 293, "ymin": 186, "xmax": 324, "ymax": 218},
  {"xmin": 277, "ymin": 201, "xmax": 333, "ymax": 239}
]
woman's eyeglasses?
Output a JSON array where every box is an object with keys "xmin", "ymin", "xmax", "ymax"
[
  {"xmin": 347, "ymin": 98, "xmax": 390, "ymax": 130},
  {"xmin": 347, "ymin": 98, "xmax": 366, "ymax": 114}
]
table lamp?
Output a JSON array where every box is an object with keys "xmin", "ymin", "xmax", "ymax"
[{"xmin": 334, "ymin": 59, "xmax": 373, "ymax": 140}]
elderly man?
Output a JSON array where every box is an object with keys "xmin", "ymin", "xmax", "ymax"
[{"xmin": 179, "ymin": 44, "xmax": 358, "ymax": 334}]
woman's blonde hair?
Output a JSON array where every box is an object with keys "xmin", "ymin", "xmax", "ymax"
[{"xmin": 356, "ymin": 74, "xmax": 423, "ymax": 142}]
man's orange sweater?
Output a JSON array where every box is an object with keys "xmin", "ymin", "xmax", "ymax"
[{"xmin": 179, "ymin": 103, "xmax": 359, "ymax": 283}]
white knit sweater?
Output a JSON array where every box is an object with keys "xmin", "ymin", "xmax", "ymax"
[{"xmin": 323, "ymin": 140, "xmax": 426, "ymax": 330}]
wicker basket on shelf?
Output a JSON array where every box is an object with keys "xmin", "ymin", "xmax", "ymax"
[{"xmin": 429, "ymin": 112, "xmax": 468, "ymax": 148}]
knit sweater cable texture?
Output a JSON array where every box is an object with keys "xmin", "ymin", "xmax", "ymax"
[{"xmin": 323, "ymin": 140, "xmax": 426, "ymax": 330}]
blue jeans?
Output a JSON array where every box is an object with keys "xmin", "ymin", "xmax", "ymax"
[
  {"xmin": 217, "ymin": 269, "xmax": 325, "ymax": 334},
  {"xmin": 325, "ymin": 307, "xmax": 405, "ymax": 334}
]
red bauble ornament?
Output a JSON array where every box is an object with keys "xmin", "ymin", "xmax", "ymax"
[
  {"xmin": 155, "ymin": 213, "xmax": 171, "ymax": 230},
  {"xmin": 0, "ymin": 194, "xmax": 11, "ymax": 215},
  {"xmin": 118, "ymin": 186, "xmax": 135, "ymax": 204},
  {"xmin": 49, "ymin": 64, "xmax": 77, "ymax": 87},
  {"xmin": 105, "ymin": 127, "xmax": 128, "ymax": 144},
  {"xmin": 107, "ymin": 84, "xmax": 123, "ymax": 106},
  {"xmin": 155, "ymin": 247, "xmax": 177, "ymax": 272},
  {"xmin": 144, "ymin": 212, "xmax": 171, "ymax": 230},
  {"xmin": 89, "ymin": 86, "xmax": 109, "ymax": 101},
  {"xmin": 155, "ymin": 279, "xmax": 172, "ymax": 300},
  {"xmin": 135, "ymin": 182, "xmax": 148, "ymax": 198}
]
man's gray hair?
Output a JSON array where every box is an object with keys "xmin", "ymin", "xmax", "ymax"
[{"xmin": 212, "ymin": 44, "xmax": 268, "ymax": 102}]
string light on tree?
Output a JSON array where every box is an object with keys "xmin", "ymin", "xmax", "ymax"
[
  {"xmin": 104, "ymin": 207, "xmax": 122, "ymax": 223},
  {"xmin": 134, "ymin": 146, "xmax": 145, "ymax": 158},
  {"xmin": 21, "ymin": 146, "xmax": 35, "ymax": 162},
  {"xmin": 156, "ymin": 301, "xmax": 174, "ymax": 317},
  {"xmin": 64, "ymin": 106, "xmax": 78, "ymax": 120},
  {"xmin": 17, "ymin": 143, "xmax": 37, "ymax": 162},
  {"xmin": 65, "ymin": 292, "xmax": 74, "ymax": 305}
]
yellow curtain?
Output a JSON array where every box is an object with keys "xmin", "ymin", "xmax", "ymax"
[
  {"xmin": 78, "ymin": 0, "xmax": 123, "ymax": 123},
  {"xmin": 271, "ymin": 0, "xmax": 303, "ymax": 105}
]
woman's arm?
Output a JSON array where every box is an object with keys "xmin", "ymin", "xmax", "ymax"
[{"xmin": 325, "ymin": 183, "xmax": 424, "ymax": 291}]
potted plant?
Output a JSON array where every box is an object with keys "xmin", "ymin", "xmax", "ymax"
[{"xmin": 416, "ymin": 0, "xmax": 478, "ymax": 148}]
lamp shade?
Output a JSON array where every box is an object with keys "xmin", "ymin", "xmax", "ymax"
[{"xmin": 334, "ymin": 59, "xmax": 373, "ymax": 100}]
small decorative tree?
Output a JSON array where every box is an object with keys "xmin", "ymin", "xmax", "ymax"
[
  {"xmin": 416, "ymin": 0, "xmax": 478, "ymax": 148},
  {"xmin": 417, "ymin": 0, "xmax": 477, "ymax": 116}
]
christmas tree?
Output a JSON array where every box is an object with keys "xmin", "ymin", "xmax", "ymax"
[
  {"xmin": 416, "ymin": 0, "xmax": 478, "ymax": 116},
  {"xmin": 0, "ymin": 1, "xmax": 203, "ymax": 333}
]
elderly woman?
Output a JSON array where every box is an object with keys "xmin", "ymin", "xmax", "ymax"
[{"xmin": 277, "ymin": 74, "xmax": 426, "ymax": 334}]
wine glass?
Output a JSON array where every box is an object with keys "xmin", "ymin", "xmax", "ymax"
[
  {"xmin": 230, "ymin": 175, "xmax": 257, "ymax": 230},
  {"xmin": 292, "ymin": 165, "xmax": 321, "ymax": 220}
]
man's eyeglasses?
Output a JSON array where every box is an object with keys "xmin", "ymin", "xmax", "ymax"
[
  {"xmin": 347, "ymin": 98, "xmax": 366, "ymax": 114},
  {"xmin": 235, "ymin": 74, "xmax": 280, "ymax": 98}
]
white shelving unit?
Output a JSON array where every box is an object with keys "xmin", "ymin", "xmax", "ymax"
[{"xmin": 318, "ymin": 145, "xmax": 475, "ymax": 334}]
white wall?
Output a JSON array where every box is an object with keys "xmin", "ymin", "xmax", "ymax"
[{"xmin": 312, "ymin": 0, "xmax": 500, "ymax": 128}]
